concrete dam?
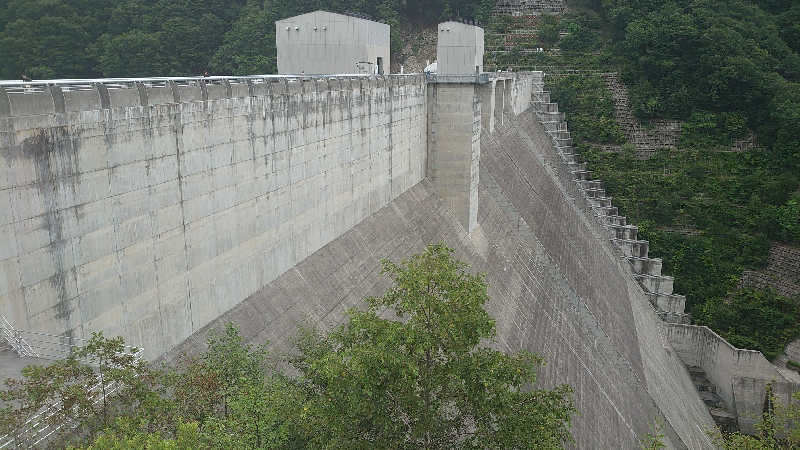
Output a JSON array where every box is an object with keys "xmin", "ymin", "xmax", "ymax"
[{"xmin": 1, "ymin": 71, "xmax": 795, "ymax": 446}]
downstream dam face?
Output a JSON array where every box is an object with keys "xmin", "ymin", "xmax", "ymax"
[
  {"xmin": 0, "ymin": 77, "xmax": 427, "ymax": 357},
  {"xmin": 1, "ymin": 74, "xmax": 719, "ymax": 447}
]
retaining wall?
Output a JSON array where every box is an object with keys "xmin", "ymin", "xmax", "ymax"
[
  {"xmin": 0, "ymin": 76, "xmax": 428, "ymax": 359},
  {"xmin": 665, "ymin": 323, "xmax": 793, "ymax": 433}
]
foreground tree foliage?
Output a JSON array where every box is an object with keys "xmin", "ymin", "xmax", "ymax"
[
  {"xmin": 0, "ymin": 333, "xmax": 148, "ymax": 446},
  {"xmin": 708, "ymin": 389, "xmax": 800, "ymax": 449},
  {"xmin": 2, "ymin": 244, "xmax": 575, "ymax": 449},
  {"xmin": 292, "ymin": 243, "xmax": 576, "ymax": 448}
]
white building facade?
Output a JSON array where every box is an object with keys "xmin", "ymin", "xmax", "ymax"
[
  {"xmin": 276, "ymin": 11, "xmax": 390, "ymax": 75},
  {"xmin": 436, "ymin": 21, "xmax": 484, "ymax": 76}
]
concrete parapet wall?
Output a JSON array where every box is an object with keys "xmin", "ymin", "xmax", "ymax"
[
  {"xmin": 0, "ymin": 75, "xmax": 428, "ymax": 359},
  {"xmin": 508, "ymin": 72, "xmax": 537, "ymax": 115}
]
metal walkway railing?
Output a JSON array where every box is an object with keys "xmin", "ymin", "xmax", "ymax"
[
  {"xmin": 0, "ymin": 315, "xmax": 38, "ymax": 358},
  {"xmin": 0, "ymin": 322, "xmax": 144, "ymax": 449},
  {"xmin": 0, "ymin": 73, "xmax": 422, "ymax": 94}
]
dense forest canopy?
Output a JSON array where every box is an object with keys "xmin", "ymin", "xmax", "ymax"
[{"xmin": 0, "ymin": 0, "xmax": 496, "ymax": 79}]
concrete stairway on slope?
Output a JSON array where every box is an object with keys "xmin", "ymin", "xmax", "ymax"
[
  {"xmin": 531, "ymin": 88, "xmax": 690, "ymax": 324},
  {"xmin": 687, "ymin": 366, "xmax": 738, "ymax": 433}
]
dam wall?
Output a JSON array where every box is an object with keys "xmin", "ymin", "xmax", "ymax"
[
  {"xmin": 1, "ymin": 70, "xmax": 720, "ymax": 447},
  {"xmin": 169, "ymin": 79, "xmax": 716, "ymax": 447},
  {"xmin": 0, "ymin": 76, "xmax": 427, "ymax": 358}
]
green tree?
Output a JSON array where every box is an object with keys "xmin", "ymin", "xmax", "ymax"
[
  {"xmin": 65, "ymin": 324, "xmax": 304, "ymax": 449},
  {"xmin": 0, "ymin": 332, "xmax": 147, "ymax": 447},
  {"xmin": 694, "ymin": 288, "xmax": 800, "ymax": 360},
  {"xmin": 5, "ymin": 247, "xmax": 577, "ymax": 448},
  {"xmin": 211, "ymin": 4, "xmax": 277, "ymax": 75},
  {"xmin": 77, "ymin": 420, "xmax": 204, "ymax": 450},
  {"xmin": 708, "ymin": 389, "xmax": 800, "ymax": 449},
  {"xmin": 776, "ymin": 192, "xmax": 800, "ymax": 241},
  {"xmin": 94, "ymin": 30, "xmax": 169, "ymax": 77},
  {"xmin": 292, "ymin": 243, "xmax": 576, "ymax": 449},
  {"xmin": 538, "ymin": 15, "xmax": 561, "ymax": 48},
  {"xmin": 639, "ymin": 419, "xmax": 667, "ymax": 450},
  {"xmin": 560, "ymin": 22, "xmax": 595, "ymax": 52}
]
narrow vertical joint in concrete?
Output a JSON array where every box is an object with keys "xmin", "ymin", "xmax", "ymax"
[
  {"xmin": 136, "ymin": 82, "xmax": 149, "ymax": 106},
  {"xmin": 94, "ymin": 83, "xmax": 111, "ymax": 110},
  {"xmin": 167, "ymin": 80, "xmax": 181, "ymax": 103},
  {"xmin": 245, "ymin": 79, "xmax": 255, "ymax": 98},
  {"xmin": 504, "ymin": 78, "xmax": 514, "ymax": 118},
  {"xmin": 199, "ymin": 80, "xmax": 209, "ymax": 102},
  {"xmin": 49, "ymin": 85, "xmax": 65, "ymax": 113},
  {"xmin": 494, "ymin": 79, "xmax": 505, "ymax": 127},
  {"xmin": 0, "ymin": 87, "xmax": 11, "ymax": 118}
]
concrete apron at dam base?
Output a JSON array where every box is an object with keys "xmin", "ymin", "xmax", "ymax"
[{"xmin": 1, "ymin": 71, "xmax": 795, "ymax": 448}]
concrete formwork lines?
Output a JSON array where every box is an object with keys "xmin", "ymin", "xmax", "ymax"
[
  {"xmin": 0, "ymin": 75, "xmax": 427, "ymax": 357},
  {"xmin": 501, "ymin": 241, "xmax": 640, "ymax": 445},
  {"xmin": 487, "ymin": 111, "xmax": 717, "ymax": 447},
  {"xmin": 531, "ymin": 75, "xmax": 800, "ymax": 436},
  {"xmin": 478, "ymin": 167, "xmax": 684, "ymax": 447},
  {"xmin": 0, "ymin": 69, "xmax": 742, "ymax": 447}
]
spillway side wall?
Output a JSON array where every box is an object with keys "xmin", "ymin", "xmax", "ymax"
[
  {"xmin": 0, "ymin": 76, "xmax": 428, "ymax": 358},
  {"xmin": 665, "ymin": 323, "xmax": 793, "ymax": 433}
]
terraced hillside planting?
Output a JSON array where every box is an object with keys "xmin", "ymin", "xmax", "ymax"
[{"xmin": 483, "ymin": 0, "xmax": 800, "ymax": 360}]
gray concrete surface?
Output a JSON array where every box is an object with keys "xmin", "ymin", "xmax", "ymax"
[
  {"xmin": 167, "ymin": 104, "xmax": 717, "ymax": 448},
  {"xmin": 479, "ymin": 81, "xmax": 496, "ymax": 134},
  {"xmin": 276, "ymin": 11, "xmax": 390, "ymax": 75},
  {"xmin": 0, "ymin": 75, "xmax": 427, "ymax": 360},
  {"xmin": 426, "ymin": 83, "xmax": 481, "ymax": 233},
  {"xmin": 0, "ymin": 348, "xmax": 43, "ymax": 382}
]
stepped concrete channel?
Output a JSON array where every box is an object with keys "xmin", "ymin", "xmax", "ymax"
[{"xmin": 0, "ymin": 71, "xmax": 795, "ymax": 447}]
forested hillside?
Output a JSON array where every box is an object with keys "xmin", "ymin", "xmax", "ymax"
[
  {"xmin": 489, "ymin": 0, "xmax": 799, "ymax": 359},
  {"xmin": 0, "ymin": 0, "xmax": 495, "ymax": 79}
]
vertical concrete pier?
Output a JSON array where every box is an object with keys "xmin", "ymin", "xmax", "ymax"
[
  {"xmin": 427, "ymin": 83, "xmax": 481, "ymax": 233},
  {"xmin": 426, "ymin": 21, "xmax": 485, "ymax": 234},
  {"xmin": 479, "ymin": 81, "xmax": 496, "ymax": 135}
]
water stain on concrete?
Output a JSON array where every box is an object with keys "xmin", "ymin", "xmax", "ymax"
[{"xmin": 21, "ymin": 126, "xmax": 79, "ymax": 321}]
